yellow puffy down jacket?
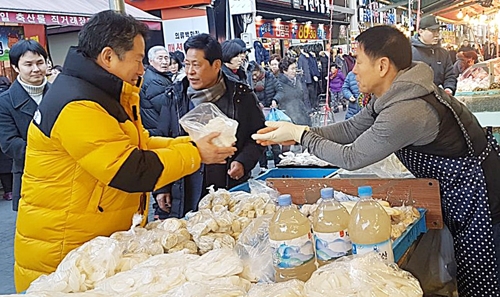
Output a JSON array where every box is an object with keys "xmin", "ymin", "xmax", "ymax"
[{"xmin": 14, "ymin": 49, "xmax": 201, "ymax": 292}]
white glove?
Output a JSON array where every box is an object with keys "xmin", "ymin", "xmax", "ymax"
[
  {"xmin": 252, "ymin": 121, "xmax": 309, "ymax": 143},
  {"xmin": 349, "ymin": 96, "xmax": 356, "ymax": 102},
  {"xmin": 313, "ymin": 76, "xmax": 319, "ymax": 82}
]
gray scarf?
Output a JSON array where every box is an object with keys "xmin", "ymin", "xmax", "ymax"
[{"xmin": 187, "ymin": 73, "xmax": 227, "ymax": 106}]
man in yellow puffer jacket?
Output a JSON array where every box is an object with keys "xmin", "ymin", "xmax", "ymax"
[{"xmin": 14, "ymin": 11, "xmax": 237, "ymax": 292}]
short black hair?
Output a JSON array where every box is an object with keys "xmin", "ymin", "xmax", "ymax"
[
  {"xmin": 9, "ymin": 39, "xmax": 48, "ymax": 68},
  {"xmin": 173, "ymin": 50, "xmax": 185, "ymax": 62},
  {"xmin": 53, "ymin": 65, "xmax": 63, "ymax": 72},
  {"xmin": 184, "ymin": 33, "xmax": 222, "ymax": 65},
  {"xmin": 279, "ymin": 56, "xmax": 296, "ymax": 73},
  {"xmin": 221, "ymin": 40, "xmax": 245, "ymax": 63},
  {"xmin": 355, "ymin": 25, "xmax": 412, "ymax": 71},
  {"xmin": 169, "ymin": 52, "xmax": 183, "ymax": 71},
  {"xmin": 78, "ymin": 10, "xmax": 149, "ymax": 60}
]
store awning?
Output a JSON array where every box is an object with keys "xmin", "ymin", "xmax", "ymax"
[
  {"xmin": 431, "ymin": 0, "xmax": 499, "ymax": 24},
  {"xmin": 0, "ymin": 0, "xmax": 162, "ymax": 30}
]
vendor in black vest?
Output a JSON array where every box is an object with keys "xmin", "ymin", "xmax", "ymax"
[{"xmin": 253, "ymin": 25, "xmax": 500, "ymax": 295}]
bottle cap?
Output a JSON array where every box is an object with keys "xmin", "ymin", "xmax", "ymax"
[
  {"xmin": 358, "ymin": 186, "xmax": 373, "ymax": 197},
  {"xmin": 320, "ymin": 187, "xmax": 334, "ymax": 199},
  {"xmin": 278, "ymin": 194, "xmax": 292, "ymax": 206}
]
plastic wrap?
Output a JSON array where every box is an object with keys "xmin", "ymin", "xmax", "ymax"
[
  {"xmin": 94, "ymin": 266, "xmax": 186, "ymax": 295},
  {"xmin": 247, "ymin": 279, "xmax": 305, "ymax": 297},
  {"xmin": 184, "ymin": 248, "xmax": 244, "ymax": 282},
  {"xmin": 335, "ymin": 154, "xmax": 414, "ymax": 178},
  {"xmin": 278, "ymin": 150, "xmax": 334, "ymax": 167},
  {"xmin": 162, "ymin": 280, "xmax": 248, "ymax": 297},
  {"xmin": 179, "ymin": 103, "xmax": 238, "ymax": 147},
  {"xmin": 304, "ymin": 253, "xmax": 423, "ymax": 297},
  {"xmin": 26, "ymin": 237, "xmax": 124, "ymax": 293},
  {"xmin": 235, "ymin": 214, "xmax": 275, "ymax": 283},
  {"xmin": 248, "ymin": 179, "xmax": 280, "ymax": 203}
]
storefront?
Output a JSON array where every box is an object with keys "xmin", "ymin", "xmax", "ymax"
[
  {"xmin": 255, "ymin": 18, "xmax": 330, "ymax": 56},
  {"xmin": 0, "ymin": 1, "xmax": 161, "ymax": 81}
]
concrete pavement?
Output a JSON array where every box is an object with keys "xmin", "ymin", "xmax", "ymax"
[{"xmin": 0, "ymin": 194, "xmax": 16, "ymax": 294}]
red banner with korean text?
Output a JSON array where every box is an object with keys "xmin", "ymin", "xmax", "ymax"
[
  {"xmin": 255, "ymin": 19, "xmax": 329, "ymax": 40},
  {"xmin": 0, "ymin": 11, "xmax": 161, "ymax": 30}
]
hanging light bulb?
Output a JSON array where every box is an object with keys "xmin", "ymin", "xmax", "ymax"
[
  {"xmin": 464, "ymin": 13, "xmax": 470, "ymax": 22},
  {"xmin": 457, "ymin": 9, "xmax": 463, "ymax": 19}
]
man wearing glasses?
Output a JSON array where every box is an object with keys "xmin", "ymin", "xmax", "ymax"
[
  {"xmin": 140, "ymin": 46, "xmax": 172, "ymax": 136},
  {"xmin": 411, "ymin": 16, "xmax": 457, "ymax": 95}
]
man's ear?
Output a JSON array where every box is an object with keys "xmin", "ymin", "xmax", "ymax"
[
  {"xmin": 12, "ymin": 65, "xmax": 19, "ymax": 74},
  {"xmin": 378, "ymin": 57, "xmax": 391, "ymax": 77},
  {"xmin": 96, "ymin": 47, "xmax": 115, "ymax": 69},
  {"xmin": 213, "ymin": 59, "xmax": 222, "ymax": 71}
]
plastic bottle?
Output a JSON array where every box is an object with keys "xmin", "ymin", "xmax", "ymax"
[
  {"xmin": 269, "ymin": 194, "xmax": 316, "ymax": 282},
  {"xmin": 348, "ymin": 186, "xmax": 394, "ymax": 262},
  {"xmin": 312, "ymin": 188, "xmax": 352, "ymax": 266}
]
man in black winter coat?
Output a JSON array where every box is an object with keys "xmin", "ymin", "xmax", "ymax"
[
  {"xmin": 153, "ymin": 34, "xmax": 265, "ymax": 219},
  {"xmin": 139, "ymin": 45, "xmax": 173, "ymax": 136},
  {"xmin": 411, "ymin": 16, "xmax": 457, "ymax": 95}
]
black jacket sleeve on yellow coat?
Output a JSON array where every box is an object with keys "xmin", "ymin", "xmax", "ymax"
[{"xmin": 14, "ymin": 47, "xmax": 201, "ymax": 293}]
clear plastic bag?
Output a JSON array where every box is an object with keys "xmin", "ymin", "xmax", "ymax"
[
  {"xmin": 247, "ymin": 279, "xmax": 305, "ymax": 297},
  {"xmin": 304, "ymin": 253, "xmax": 423, "ymax": 297},
  {"xmin": 248, "ymin": 179, "xmax": 280, "ymax": 203},
  {"xmin": 235, "ymin": 214, "xmax": 275, "ymax": 283},
  {"xmin": 179, "ymin": 103, "xmax": 238, "ymax": 147},
  {"xmin": 335, "ymin": 154, "xmax": 414, "ymax": 178}
]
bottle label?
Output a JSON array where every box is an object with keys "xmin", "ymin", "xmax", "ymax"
[
  {"xmin": 269, "ymin": 232, "xmax": 315, "ymax": 269},
  {"xmin": 352, "ymin": 239, "xmax": 394, "ymax": 262},
  {"xmin": 314, "ymin": 230, "xmax": 352, "ymax": 261}
]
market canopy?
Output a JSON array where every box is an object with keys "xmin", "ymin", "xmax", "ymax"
[{"xmin": 0, "ymin": 0, "xmax": 161, "ymax": 30}]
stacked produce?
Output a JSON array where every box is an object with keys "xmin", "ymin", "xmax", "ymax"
[{"xmin": 188, "ymin": 188, "xmax": 276, "ymax": 254}]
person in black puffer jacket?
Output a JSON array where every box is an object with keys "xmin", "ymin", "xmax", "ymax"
[
  {"xmin": 249, "ymin": 61, "xmax": 283, "ymax": 169},
  {"xmin": 139, "ymin": 46, "xmax": 173, "ymax": 136},
  {"xmin": 249, "ymin": 61, "xmax": 283, "ymax": 107}
]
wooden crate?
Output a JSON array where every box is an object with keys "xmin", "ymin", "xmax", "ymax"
[{"xmin": 266, "ymin": 178, "xmax": 443, "ymax": 230}]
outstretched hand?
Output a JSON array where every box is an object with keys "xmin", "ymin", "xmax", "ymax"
[{"xmin": 251, "ymin": 121, "xmax": 309, "ymax": 146}]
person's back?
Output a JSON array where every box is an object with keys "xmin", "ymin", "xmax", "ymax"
[{"xmin": 411, "ymin": 16, "xmax": 456, "ymax": 95}]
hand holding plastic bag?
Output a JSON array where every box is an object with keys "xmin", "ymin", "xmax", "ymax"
[
  {"xmin": 265, "ymin": 108, "xmax": 293, "ymax": 122},
  {"xmin": 180, "ymin": 103, "xmax": 238, "ymax": 147}
]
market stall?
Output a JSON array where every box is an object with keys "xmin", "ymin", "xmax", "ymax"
[
  {"xmin": 6, "ymin": 165, "xmax": 434, "ymax": 296},
  {"xmin": 456, "ymin": 57, "xmax": 500, "ymax": 140}
]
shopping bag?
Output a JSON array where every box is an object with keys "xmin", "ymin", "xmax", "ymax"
[{"xmin": 265, "ymin": 108, "xmax": 292, "ymax": 122}]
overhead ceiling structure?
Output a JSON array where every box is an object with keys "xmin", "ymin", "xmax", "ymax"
[{"xmin": 426, "ymin": 0, "xmax": 500, "ymax": 23}]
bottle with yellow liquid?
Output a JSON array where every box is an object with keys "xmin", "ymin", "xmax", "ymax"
[
  {"xmin": 312, "ymin": 188, "xmax": 352, "ymax": 266},
  {"xmin": 269, "ymin": 194, "xmax": 316, "ymax": 282},
  {"xmin": 348, "ymin": 186, "xmax": 394, "ymax": 262}
]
